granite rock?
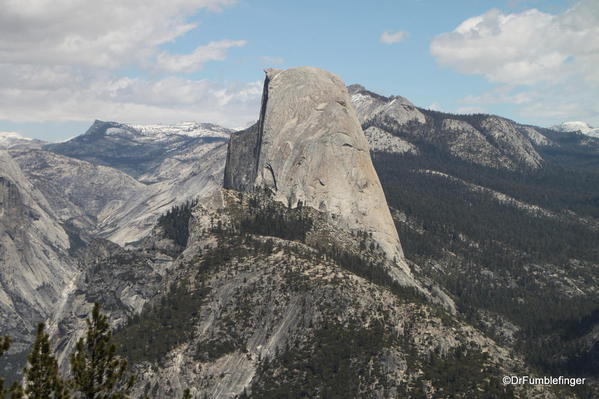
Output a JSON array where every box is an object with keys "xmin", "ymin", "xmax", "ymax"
[{"xmin": 224, "ymin": 67, "xmax": 413, "ymax": 283}]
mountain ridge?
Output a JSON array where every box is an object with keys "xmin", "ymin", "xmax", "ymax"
[{"xmin": 0, "ymin": 69, "xmax": 598, "ymax": 397}]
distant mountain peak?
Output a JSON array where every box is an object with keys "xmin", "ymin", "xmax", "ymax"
[
  {"xmin": 551, "ymin": 121, "xmax": 599, "ymax": 138},
  {"xmin": 0, "ymin": 130, "xmax": 31, "ymax": 144},
  {"xmin": 130, "ymin": 121, "xmax": 234, "ymax": 139},
  {"xmin": 0, "ymin": 131, "xmax": 45, "ymax": 149},
  {"xmin": 348, "ymin": 83, "xmax": 414, "ymax": 106},
  {"xmin": 82, "ymin": 120, "xmax": 132, "ymax": 138},
  {"xmin": 76, "ymin": 120, "xmax": 234, "ymax": 142}
]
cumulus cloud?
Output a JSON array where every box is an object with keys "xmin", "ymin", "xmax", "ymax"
[
  {"xmin": 430, "ymin": 0, "xmax": 599, "ymax": 125},
  {"xmin": 0, "ymin": 63, "xmax": 262, "ymax": 127},
  {"xmin": 0, "ymin": 0, "xmax": 260, "ymax": 128},
  {"xmin": 380, "ymin": 31, "xmax": 408, "ymax": 44},
  {"xmin": 0, "ymin": 0, "xmax": 239, "ymax": 69}
]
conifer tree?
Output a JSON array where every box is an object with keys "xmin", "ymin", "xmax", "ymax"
[
  {"xmin": 23, "ymin": 323, "xmax": 69, "ymax": 399},
  {"xmin": 181, "ymin": 388, "xmax": 192, "ymax": 399},
  {"xmin": 70, "ymin": 303, "xmax": 134, "ymax": 399}
]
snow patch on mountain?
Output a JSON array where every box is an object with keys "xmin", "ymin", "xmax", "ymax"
[
  {"xmin": 0, "ymin": 131, "xmax": 32, "ymax": 147},
  {"xmin": 551, "ymin": 121, "xmax": 599, "ymax": 138},
  {"xmin": 131, "ymin": 122, "xmax": 234, "ymax": 139}
]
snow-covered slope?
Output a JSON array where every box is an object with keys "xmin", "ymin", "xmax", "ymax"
[
  {"xmin": 551, "ymin": 121, "xmax": 599, "ymax": 138},
  {"xmin": 0, "ymin": 131, "xmax": 45, "ymax": 149},
  {"xmin": 0, "ymin": 132, "xmax": 29, "ymax": 147},
  {"xmin": 131, "ymin": 122, "xmax": 233, "ymax": 139}
]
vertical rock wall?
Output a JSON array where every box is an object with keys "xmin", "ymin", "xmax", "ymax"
[{"xmin": 224, "ymin": 66, "xmax": 413, "ymax": 282}]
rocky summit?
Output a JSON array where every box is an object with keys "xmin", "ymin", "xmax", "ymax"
[{"xmin": 224, "ymin": 67, "xmax": 413, "ymax": 284}]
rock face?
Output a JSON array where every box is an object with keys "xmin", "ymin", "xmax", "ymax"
[
  {"xmin": 224, "ymin": 67, "xmax": 411, "ymax": 280},
  {"xmin": 10, "ymin": 148, "xmax": 149, "ymax": 234},
  {"xmin": 363, "ymin": 126, "xmax": 418, "ymax": 154},
  {"xmin": 37, "ymin": 120, "xmax": 228, "ymax": 245},
  {"xmin": 0, "ymin": 149, "xmax": 76, "ymax": 354},
  {"xmin": 349, "ymin": 84, "xmax": 548, "ymax": 170},
  {"xmin": 1, "ymin": 119, "xmax": 230, "ymax": 377}
]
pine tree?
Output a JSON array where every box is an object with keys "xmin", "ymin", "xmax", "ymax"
[
  {"xmin": 23, "ymin": 323, "xmax": 69, "ymax": 399},
  {"xmin": 181, "ymin": 388, "xmax": 192, "ymax": 399},
  {"xmin": 70, "ymin": 303, "xmax": 134, "ymax": 399}
]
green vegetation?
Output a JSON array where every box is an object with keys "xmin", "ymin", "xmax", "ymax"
[
  {"xmin": 372, "ymin": 144, "xmax": 599, "ymax": 395},
  {"xmin": 238, "ymin": 195, "xmax": 313, "ymax": 241},
  {"xmin": 158, "ymin": 200, "xmax": 197, "ymax": 247},
  {"xmin": 0, "ymin": 336, "xmax": 8, "ymax": 396},
  {"xmin": 414, "ymin": 345, "xmax": 513, "ymax": 398},
  {"xmin": 114, "ymin": 282, "xmax": 208, "ymax": 365},
  {"xmin": 71, "ymin": 303, "xmax": 134, "ymax": 399},
  {"xmin": 23, "ymin": 324, "xmax": 69, "ymax": 399},
  {"xmin": 230, "ymin": 194, "xmax": 423, "ymax": 303},
  {"xmin": 1, "ymin": 305, "xmax": 135, "ymax": 399},
  {"xmin": 248, "ymin": 322, "xmax": 391, "ymax": 399},
  {"xmin": 375, "ymin": 151, "xmax": 599, "ymax": 264},
  {"xmin": 318, "ymin": 243, "xmax": 424, "ymax": 304}
]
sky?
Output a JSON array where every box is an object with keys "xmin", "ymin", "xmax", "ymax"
[{"xmin": 0, "ymin": 0, "xmax": 597, "ymax": 141}]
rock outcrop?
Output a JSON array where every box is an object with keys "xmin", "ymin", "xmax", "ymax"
[{"xmin": 224, "ymin": 67, "xmax": 412, "ymax": 282}]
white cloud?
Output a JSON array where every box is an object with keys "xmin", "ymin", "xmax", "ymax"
[
  {"xmin": 430, "ymin": 0, "xmax": 599, "ymax": 125},
  {"xmin": 380, "ymin": 31, "xmax": 408, "ymax": 44},
  {"xmin": 0, "ymin": 64, "xmax": 262, "ymax": 128},
  {"xmin": 427, "ymin": 102, "xmax": 442, "ymax": 111},
  {"xmin": 0, "ymin": 0, "xmax": 238, "ymax": 69},
  {"xmin": 156, "ymin": 40, "xmax": 247, "ymax": 73},
  {"xmin": 0, "ymin": 0, "xmax": 262, "ymax": 128}
]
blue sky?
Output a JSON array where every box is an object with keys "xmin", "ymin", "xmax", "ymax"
[{"xmin": 0, "ymin": 0, "xmax": 596, "ymax": 141}]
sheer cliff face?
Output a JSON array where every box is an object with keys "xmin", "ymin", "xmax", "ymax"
[
  {"xmin": 224, "ymin": 66, "xmax": 410, "ymax": 278},
  {"xmin": 0, "ymin": 150, "xmax": 76, "ymax": 352}
]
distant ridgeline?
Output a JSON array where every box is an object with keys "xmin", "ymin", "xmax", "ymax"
[{"xmin": 364, "ymin": 101, "xmax": 599, "ymax": 393}]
